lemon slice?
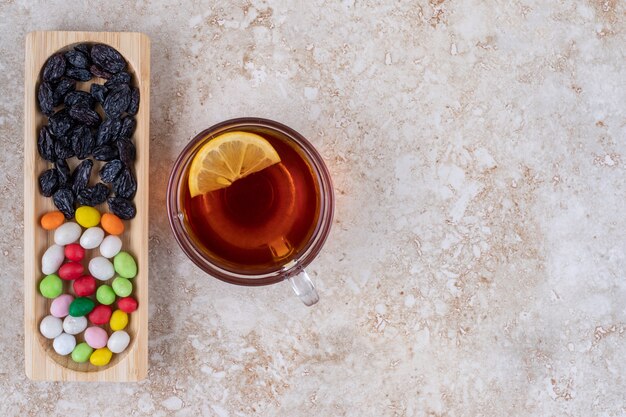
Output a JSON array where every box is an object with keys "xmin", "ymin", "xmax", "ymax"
[{"xmin": 188, "ymin": 131, "xmax": 281, "ymax": 197}]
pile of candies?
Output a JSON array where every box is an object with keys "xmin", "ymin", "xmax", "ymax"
[{"xmin": 38, "ymin": 206, "xmax": 138, "ymax": 366}]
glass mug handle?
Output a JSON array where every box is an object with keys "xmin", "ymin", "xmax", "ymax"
[{"xmin": 288, "ymin": 269, "xmax": 319, "ymax": 306}]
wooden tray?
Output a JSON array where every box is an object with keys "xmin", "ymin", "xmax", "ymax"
[{"xmin": 24, "ymin": 31, "xmax": 150, "ymax": 381}]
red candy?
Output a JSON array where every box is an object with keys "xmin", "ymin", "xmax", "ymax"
[
  {"xmin": 118, "ymin": 297, "xmax": 138, "ymax": 313},
  {"xmin": 73, "ymin": 275, "xmax": 96, "ymax": 296},
  {"xmin": 88, "ymin": 305, "xmax": 112, "ymax": 325},
  {"xmin": 58, "ymin": 262, "xmax": 84, "ymax": 280},
  {"xmin": 64, "ymin": 243, "xmax": 85, "ymax": 262}
]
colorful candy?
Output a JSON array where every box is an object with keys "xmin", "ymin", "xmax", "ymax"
[
  {"xmin": 42, "ymin": 244, "xmax": 64, "ymax": 275},
  {"xmin": 101, "ymin": 213, "xmax": 124, "ymax": 235},
  {"xmin": 75, "ymin": 206, "xmax": 101, "ymax": 228},
  {"xmin": 40, "ymin": 211, "xmax": 65, "ymax": 230},
  {"xmin": 39, "ymin": 274, "xmax": 63, "ymax": 298},
  {"xmin": 84, "ymin": 326, "xmax": 109, "ymax": 349},
  {"xmin": 88, "ymin": 305, "xmax": 112, "ymax": 325},
  {"xmin": 113, "ymin": 251, "xmax": 137, "ymax": 278},
  {"xmin": 110, "ymin": 310, "xmax": 128, "ymax": 331},
  {"xmin": 118, "ymin": 296, "xmax": 138, "ymax": 313},
  {"xmin": 90, "ymin": 347, "xmax": 113, "ymax": 366},
  {"xmin": 64, "ymin": 243, "xmax": 85, "ymax": 262},
  {"xmin": 54, "ymin": 222, "xmax": 81, "ymax": 245},
  {"xmin": 58, "ymin": 261, "xmax": 84, "ymax": 280},
  {"xmin": 112, "ymin": 277, "xmax": 132, "ymax": 297},
  {"xmin": 53, "ymin": 333, "xmax": 76, "ymax": 356},
  {"xmin": 73, "ymin": 275, "xmax": 96, "ymax": 296},
  {"xmin": 71, "ymin": 342, "xmax": 93, "ymax": 363},
  {"xmin": 50, "ymin": 294, "xmax": 74, "ymax": 318},
  {"xmin": 40, "ymin": 315, "xmax": 63, "ymax": 339},
  {"xmin": 63, "ymin": 315, "xmax": 88, "ymax": 335},
  {"xmin": 69, "ymin": 297, "xmax": 95, "ymax": 317},
  {"xmin": 37, "ymin": 206, "xmax": 139, "ymax": 364},
  {"xmin": 100, "ymin": 235, "xmax": 122, "ymax": 258},
  {"xmin": 89, "ymin": 256, "xmax": 115, "ymax": 280},
  {"xmin": 107, "ymin": 330, "xmax": 130, "ymax": 353},
  {"xmin": 96, "ymin": 285, "xmax": 116, "ymax": 305},
  {"xmin": 80, "ymin": 227, "xmax": 105, "ymax": 249}
]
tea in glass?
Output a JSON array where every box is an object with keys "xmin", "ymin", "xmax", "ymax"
[{"xmin": 181, "ymin": 127, "xmax": 321, "ymax": 275}]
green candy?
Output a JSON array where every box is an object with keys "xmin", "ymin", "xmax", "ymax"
[
  {"xmin": 112, "ymin": 277, "xmax": 132, "ymax": 297},
  {"xmin": 113, "ymin": 251, "xmax": 137, "ymax": 279},
  {"xmin": 39, "ymin": 274, "xmax": 63, "ymax": 299},
  {"xmin": 96, "ymin": 285, "xmax": 116, "ymax": 305},
  {"xmin": 71, "ymin": 342, "xmax": 93, "ymax": 363},
  {"xmin": 69, "ymin": 297, "xmax": 95, "ymax": 317}
]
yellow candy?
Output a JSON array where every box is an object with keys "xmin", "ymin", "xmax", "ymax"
[
  {"xmin": 75, "ymin": 206, "xmax": 101, "ymax": 228},
  {"xmin": 110, "ymin": 309, "xmax": 128, "ymax": 331},
  {"xmin": 90, "ymin": 347, "xmax": 113, "ymax": 366}
]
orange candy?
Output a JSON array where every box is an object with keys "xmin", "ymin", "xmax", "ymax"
[
  {"xmin": 101, "ymin": 213, "xmax": 125, "ymax": 235},
  {"xmin": 40, "ymin": 211, "xmax": 65, "ymax": 230}
]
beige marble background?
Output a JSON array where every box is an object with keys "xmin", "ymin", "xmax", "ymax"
[{"xmin": 1, "ymin": 0, "xmax": 625, "ymax": 416}]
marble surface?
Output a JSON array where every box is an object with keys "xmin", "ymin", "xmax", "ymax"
[{"xmin": 1, "ymin": 0, "xmax": 625, "ymax": 415}]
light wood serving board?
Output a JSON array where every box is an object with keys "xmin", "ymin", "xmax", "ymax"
[{"xmin": 24, "ymin": 31, "xmax": 150, "ymax": 381}]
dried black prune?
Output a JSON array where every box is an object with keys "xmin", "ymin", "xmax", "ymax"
[
  {"xmin": 37, "ymin": 126, "xmax": 56, "ymax": 161},
  {"xmin": 43, "ymin": 53, "xmax": 66, "ymax": 82},
  {"xmin": 53, "ymin": 78, "xmax": 76, "ymax": 106},
  {"xmin": 70, "ymin": 125, "xmax": 95, "ymax": 159},
  {"xmin": 74, "ymin": 43, "xmax": 91, "ymax": 56},
  {"xmin": 71, "ymin": 159, "xmax": 93, "ymax": 196},
  {"xmin": 91, "ymin": 44, "xmax": 126, "ymax": 74},
  {"xmin": 38, "ymin": 43, "xmax": 139, "ymax": 215},
  {"xmin": 104, "ymin": 72, "xmax": 131, "ymax": 88},
  {"xmin": 48, "ymin": 109, "xmax": 73, "ymax": 137},
  {"xmin": 66, "ymin": 67, "xmax": 92, "ymax": 81},
  {"xmin": 64, "ymin": 50, "xmax": 90, "ymax": 69},
  {"xmin": 37, "ymin": 82, "xmax": 55, "ymax": 116},
  {"xmin": 77, "ymin": 183, "xmax": 110, "ymax": 206},
  {"xmin": 107, "ymin": 197, "xmax": 136, "ymax": 219},
  {"xmin": 113, "ymin": 167, "xmax": 137, "ymax": 199},
  {"xmin": 103, "ymin": 84, "xmax": 131, "ymax": 119},
  {"xmin": 69, "ymin": 105, "xmax": 101, "ymax": 126},
  {"xmin": 55, "ymin": 159, "xmax": 71, "ymax": 185},
  {"xmin": 93, "ymin": 145, "xmax": 119, "ymax": 161},
  {"xmin": 118, "ymin": 116, "xmax": 136, "ymax": 139},
  {"xmin": 64, "ymin": 91, "xmax": 95, "ymax": 108},
  {"xmin": 38, "ymin": 169, "xmax": 59, "ymax": 197},
  {"xmin": 89, "ymin": 64, "xmax": 113, "ymax": 79},
  {"xmin": 54, "ymin": 137, "xmax": 74, "ymax": 159},
  {"xmin": 99, "ymin": 159, "xmax": 124, "ymax": 183},
  {"xmin": 96, "ymin": 118, "xmax": 122, "ymax": 146},
  {"xmin": 117, "ymin": 138, "xmax": 136, "ymax": 166},
  {"xmin": 90, "ymin": 83, "xmax": 107, "ymax": 104},
  {"xmin": 53, "ymin": 187, "xmax": 75, "ymax": 219},
  {"xmin": 127, "ymin": 87, "xmax": 140, "ymax": 116}
]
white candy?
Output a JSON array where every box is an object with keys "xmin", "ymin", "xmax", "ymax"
[
  {"xmin": 42, "ymin": 244, "xmax": 65, "ymax": 275},
  {"xmin": 80, "ymin": 227, "xmax": 105, "ymax": 249},
  {"xmin": 107, "ymin": 330, "xmax": 130, "ymax": 353},
  {"xmin": 54, "ymin": 222, "xmax": 82, "ymax": 245},
  {"xmin": 100, "ymin": 235, "xmax": 122, "ymax": 258},
  {"xmin": 63, "ymin": 315, "xmax": 88, "ymax": 335},
  {"xmin": 53, "ymin": 333, "xmax": 76, "ymax": 356},
  {"xmin": 89, "ymin": 256, "xmax": 115, "ymax": 280},
  {"xmin": 39, "ymin": 315, "xmax": 63, "ymax": 339}
]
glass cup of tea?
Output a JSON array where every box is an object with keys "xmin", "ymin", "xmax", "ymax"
[{"xmin": 166, "ymin": 118, "xmax": 334, "ymax": 305}]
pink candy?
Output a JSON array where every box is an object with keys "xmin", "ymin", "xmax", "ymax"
[
  {"xmin": 50, "ymin": 294, "xmax": 74, "ymax": 318},
  {"xmin": 84, "ymin": 326, "xmax": 108, "ymax": 349}
]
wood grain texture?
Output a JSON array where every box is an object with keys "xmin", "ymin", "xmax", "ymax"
[{"xmin": 24, "ymin": 31, "xmax": 150, "ymax": 381}]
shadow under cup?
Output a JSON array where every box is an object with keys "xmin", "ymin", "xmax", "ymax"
[{"xmin": 166, "ymin": 118, "xmax": 334, "ymax": 305}]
